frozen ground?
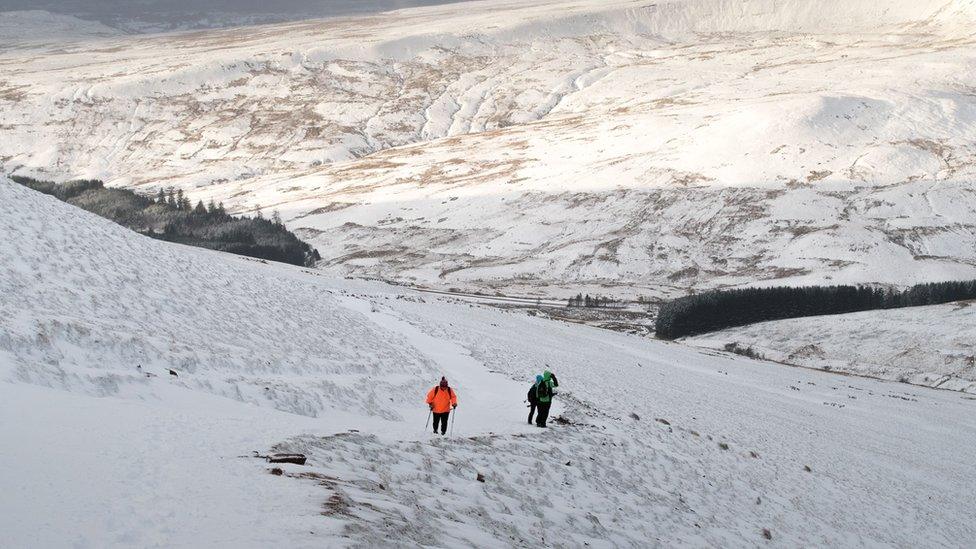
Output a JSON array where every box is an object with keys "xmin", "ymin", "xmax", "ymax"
[
  {"xmin": 3, "ymin": 178, "xmax": 976, "ymax": 547},
  {"xmin": 2, "ymin": 0, "xmax": 976, "ymax": 297},
  {"xmin": 688, "ymin": 301, "xmax": 976, "ymax": 394}
]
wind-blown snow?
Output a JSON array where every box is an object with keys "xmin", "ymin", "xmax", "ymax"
[
  {"xmin": 2, "ymin": 0, "xmax": 976, "ymax": 296},
  {"xmin": 2, "ymin": 177, "xmax": 976, "ymax": 546}
]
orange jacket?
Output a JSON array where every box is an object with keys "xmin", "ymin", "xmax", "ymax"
[{"xmin": 426, "ymin": 386, "xmax": 457, "ymax": 413}]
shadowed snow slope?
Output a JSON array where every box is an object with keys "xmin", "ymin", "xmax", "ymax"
[
  {"xmin": 2, "ymin": 177, "xmax": 976, "ymax": 546},
  {"xmin": 3, "ymin": 0, "xmax": 976, "ymax": 296}
]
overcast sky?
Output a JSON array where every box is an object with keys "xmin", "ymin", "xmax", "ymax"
[{"xmin": 0, "ymin": 0, "xmax": 471, "ymax": 31}]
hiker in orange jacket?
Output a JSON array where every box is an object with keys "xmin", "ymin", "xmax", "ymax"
[{"xmin": 426, "ymin": 376, "xmax": 458, "ymax": 435}]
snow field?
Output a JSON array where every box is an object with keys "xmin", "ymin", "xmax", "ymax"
[{"xmin": 271, "ymin": 284, "xmax": 976, "ymax": 546}]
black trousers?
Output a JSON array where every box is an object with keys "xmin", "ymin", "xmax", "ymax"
[
  {"xmin": 432, "ymin": 412, "xmax": 450, "ymax": 434},
  {"xmin": 528, "ymin": 403, "xmax": 537, "ymax": 424},
  {"xmin": 536, "ymin": 402, "xmax": 551, "ymax": 427}
]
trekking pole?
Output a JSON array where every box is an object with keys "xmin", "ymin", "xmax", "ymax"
[
  {"xmin": 450, "ymin": 408, "xmax": 456, "ymax": 436},
  {"xmin": 424, "ymin": 409, "xmax": 431, "ymax": 431}
]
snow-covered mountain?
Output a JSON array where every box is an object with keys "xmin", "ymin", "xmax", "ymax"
[
  {"xmin": 5, "ymin": 2, "xmax": 976, "ymax": 544},
  {"xmin": 2, "ymin": 0, "xmax": 976, "ymax": 298},
  {"xmin": 3, "ymin": 176, "xmax": 976, "ymax": 546},
  {"xmin": 0, "ymin": 0, "xmax": 976, "ymax": 295}
]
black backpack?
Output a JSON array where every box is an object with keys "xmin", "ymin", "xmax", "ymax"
[
  {"xmin": 527, "ymin": 384, "xmax": 538, "ymax": 403},
  {"xmin": 536, "ymin": 381, "xmax": 552, "ymax": 400}
]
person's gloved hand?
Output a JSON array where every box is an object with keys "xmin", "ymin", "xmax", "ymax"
[
  {"xmin": 429, "ymin": 404, "xmax": 434, "ymax": 411},
  {"xmin": 452, "ymin": 404, "xmax": 457, "ymax": 409}
]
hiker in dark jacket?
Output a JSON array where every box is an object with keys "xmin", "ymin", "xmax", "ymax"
[
  {"xmin": 527, "ymin": 374, "xmax": 543, "ymax": 424},
  {"xmin": 535, "ymin": 370, "xmax": 557, "ymax": 428}
]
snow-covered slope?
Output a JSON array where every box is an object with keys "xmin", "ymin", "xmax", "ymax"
[
  {"xmin": 3, "ymin": 177, "xmax": 976, "ymax": 546},
  {"xmin": 0, "ymin": 175, "xmax": 534, "ymax": 545},
  {"xmin": 0, "ymin": 179, "xmax": 440, "ymax": 419},
  {"xmin": 687, "ymin": 301, "xmax": 976, "ymax": 393},
  {"xmin": 3, "ymin": 0, "xmax": 976, "ymax": 296}
]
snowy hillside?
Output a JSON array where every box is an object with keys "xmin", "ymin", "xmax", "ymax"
[
  {"xmin": 0, "ymin": 175, "xmax": 532, "ymax": 545},
  {"xmin": 688, "ymin": 301, "xmax": 976, "ymax": 394},
  {"xmin": 0, "ymin": 180, "xmax": 442, "ymax": 419},
  {"xmin": 4, "ymin": 177, "xmax": 976, "ymax": 546},
  {"xmin": 2, "ymin": 0, "xmax": 976, "ymax": 296}
]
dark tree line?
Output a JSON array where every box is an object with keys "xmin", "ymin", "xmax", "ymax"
[
  {"xmin": 655, "ymin": 281, "xmax": 976, "ymax": 340},
  {"xmin": 567, "ymin": 293, "xmax": 623, "ymax": 308},
  {"xmin": 12, "ymin": 176, "xmax": 321, "ymax": 267}
]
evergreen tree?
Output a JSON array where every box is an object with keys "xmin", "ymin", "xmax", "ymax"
[
  {"xmin": 207, "ymin": 199, "xmax": 217, "ymax": 215},
  {"xmin": 194, "ymin": 200, "xmax": 207, "ymax": 215},
  {"xmin": 271, "ymin": 210, "xmax": 282, "ymax": 226},
  {"xmin": 156, "ymin": 188, "xmax": 166, "ymax": 204}
]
